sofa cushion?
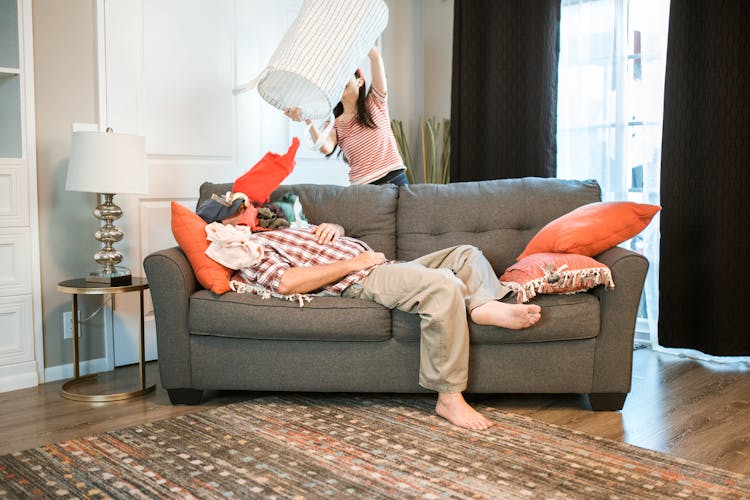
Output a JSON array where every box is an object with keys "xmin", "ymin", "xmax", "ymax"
[
  {"xmin": 189, "ymin": 291, "xmax": 392, "ymax": 342},
  {"xmin": 500, "ymin": 252, "xmax": 614, "ymax": 303},
  {"xmin": 200, "ymin": 182, "xmax": 399, "ymax": 260},
  {"xmin": 391, "ymin": 293, "xmax": 600, "ymax": 344},
  {"xmin": 396, "ymin": 177, "xmax": 602, "ymax": 273},
  {"xmin": 517, "ymin": 201, "xmax": 661, "ymax": 260},
  {"xmin": 171, "ymin": 201, "xmax": 233, "ymax": 294}
]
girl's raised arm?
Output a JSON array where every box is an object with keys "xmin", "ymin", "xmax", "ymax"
[{"xmin": 368, "ymin": 46, "xmax": 387, "ymax": 96}]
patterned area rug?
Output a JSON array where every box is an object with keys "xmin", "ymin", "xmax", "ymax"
[{"xmin": 2, "ymin": 394, "xmax": 749, "ymax": 499}]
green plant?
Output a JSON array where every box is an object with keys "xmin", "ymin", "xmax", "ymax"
[
  {"xmin": 391, "ymin": 117, "xmax": 450, "ymax": 184},
  {"xmin": 390, "ymin": 119, "xmax": 415, "ymax": 184},
  {"xmin": 419, "ymin": 117, "xmax": 450, "ymax": 184}
]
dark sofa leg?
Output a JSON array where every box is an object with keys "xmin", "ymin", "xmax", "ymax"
[
  {"xmin": 588, "ymin": 392, "xmax": 627, "ymax": 411},
  {"xmin": 167, "ymin": 388, "xmax": 203, "ymax": 405}
]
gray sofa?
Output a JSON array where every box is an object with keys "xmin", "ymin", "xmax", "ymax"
[{"xmin": 144, "ymin": 177, "xmax": 648, "ymax": 411}]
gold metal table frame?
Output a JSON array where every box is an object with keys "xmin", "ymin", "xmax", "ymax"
[{"xmin": 57, "ymin": 277, "xmax": 156, "ymax": 402}]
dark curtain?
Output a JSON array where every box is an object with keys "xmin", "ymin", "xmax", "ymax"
[
  {"xmin": 659, "ymin": 0, "xmax": 750, "ymax": 355},
  {"xmin": 450, "ymin": 0, "xmax": 560, "ymax": 182}
]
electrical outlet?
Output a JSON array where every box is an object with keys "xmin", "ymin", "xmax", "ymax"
[{"xmin": 63, "ymin": 311, "xmax": 81, "ymax": 339}]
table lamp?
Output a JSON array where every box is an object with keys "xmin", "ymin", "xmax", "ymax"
[{"xmin": 66, "ymin": 129, "xmax": 148, "ymax": 286}]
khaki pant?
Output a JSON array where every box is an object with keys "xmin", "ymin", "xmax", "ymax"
[{"xmin": 342, "ymin": 245, "xmax": 512, "ymax": 393}]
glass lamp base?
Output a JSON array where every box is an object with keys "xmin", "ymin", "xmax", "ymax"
[{"xmin": 86, "ymin": 267, "xmax": 132, "ymax": 286}]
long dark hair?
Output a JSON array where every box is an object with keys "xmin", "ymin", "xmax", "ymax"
[{"xmin": 327, "ymin": 69, "xmax": 376, "ymax": 159}]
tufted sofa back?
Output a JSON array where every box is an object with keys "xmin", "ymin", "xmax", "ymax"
[
  {"xmin": 396, "ymin": 178, "xmax": 601, "ymax": 272},
  {"xmin": 198, "ymin": 177, "xmax": 600, "ymax": 271}
]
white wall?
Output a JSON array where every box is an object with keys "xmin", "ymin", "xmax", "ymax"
[
  {"xmin": 383, "ymin": 0, "xmax": 453, "ymax": 181},
  {"xmin": 33, "ymin": 0, "xmax": 106, "ymax": 369},
  {"xmin": 423, "ymin": 0, "xmax": 453, "ymax": 119}
]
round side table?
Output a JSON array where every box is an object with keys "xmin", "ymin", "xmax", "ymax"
[{"xmin": 57, "ymin": 277, "xmax": 156, "ymax": 402}]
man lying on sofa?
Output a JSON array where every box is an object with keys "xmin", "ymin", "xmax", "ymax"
[{"xmin": 205, "ymin": 204, "xmax": 542, "ymax": 431}]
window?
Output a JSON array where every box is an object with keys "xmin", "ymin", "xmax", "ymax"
[{"xmin": 557, "ymin": 0, "xmax": 670, "ymax": 344}]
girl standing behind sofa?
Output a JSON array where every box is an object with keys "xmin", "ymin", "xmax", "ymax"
[{"xmin": 284, "ymin": 46, "xmax": 408, "ymax": 186}]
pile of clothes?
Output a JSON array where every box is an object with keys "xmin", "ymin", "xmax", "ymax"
[{"xmin": 195, "ymin": 137, "xmax": 308, "ymax": 231}]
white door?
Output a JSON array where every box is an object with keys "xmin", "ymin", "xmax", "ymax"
[{"xmin": 99, "ymin": 0, "xmax": 348, "ymax": 366}]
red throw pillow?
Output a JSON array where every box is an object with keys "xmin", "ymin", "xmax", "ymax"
[
  {"xmin": 501, "ymin": 253, "xmax": 614, "ymax": 303},
  {"xmin": 233, "ymin": 137, "xmax": 300, "ymax": 204},
  {"xmin": 518, "ymin": 201, "xmax": 660, "ymax": 260},
  {"xmin": 170, "ymin": 201, "xmax": 232, "ymax": 294}
]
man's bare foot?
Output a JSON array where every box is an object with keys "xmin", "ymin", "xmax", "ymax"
[
  {"xmin": 470, "ymin": 301, "xmax": 541, "ymax": 329},
  {"xmin": 435, "ymin": 392, "xmax": 493, "ymax": 430}
]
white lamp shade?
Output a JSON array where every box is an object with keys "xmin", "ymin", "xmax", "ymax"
[{"xmin": 66, "ymin": 131, "xmax": 148, "ymax": 194}]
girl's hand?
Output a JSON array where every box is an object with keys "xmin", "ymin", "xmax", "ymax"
[
  {"xmin": 368, "ymin": 45, "xmax": 380, "ymax": 59},
  {"xmin": 314, "ymin": 223, "xmax": 345, "ymax": 244},
  {"xmin": 284, "ymin": 107, "xmax": 313, "ymax": 126},
  {"xmin": 284, "ymin": 107, "xmax": 304, "ymax": 122}
]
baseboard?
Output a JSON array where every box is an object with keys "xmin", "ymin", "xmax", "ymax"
[
  {"xmin": 44, "ymin": 357, "xmax": 110, "ymax": 383},
  {"xmin": 0, "ymin": 361, "xmax": 39, "ymax": 393}
]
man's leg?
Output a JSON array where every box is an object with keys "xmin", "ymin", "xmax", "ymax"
[
  {"xmin": 346, "ymin": 262, "xmax": 469, "ymax": 392},
  {"xmin": 412, "ymin": 245, "xmax": 507, "ymax": 310},
  {"xmin": 413, "ymin": 245, "xmax": 541, "ymax": 328},
  {"xmin": 344, "ymin": 261, "xmax": 491, "ymax": 429}
]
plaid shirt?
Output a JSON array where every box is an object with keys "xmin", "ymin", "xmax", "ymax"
[{"xmin": 237, "ymin": 225, "xmax": 378, "ymax": 296}]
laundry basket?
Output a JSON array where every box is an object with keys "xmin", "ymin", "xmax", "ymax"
[{"xmin": 234, "ymin": 0, "xmax": 389, "ymax": 121}]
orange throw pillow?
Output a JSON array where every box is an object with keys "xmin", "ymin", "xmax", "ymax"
[
  {"xmin": 171, "ymin": 201, "xmax": 232, "ymax": 295},
  {"xmin": 518, "ymin": 201, "xmax": 660, "ymax": 260},
  {"xmin": 501, "ymin": 253, "xmax": 614, "ymax": 303}
]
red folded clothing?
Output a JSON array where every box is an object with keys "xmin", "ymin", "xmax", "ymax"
[{"xmin": 233, "ymin": 137, "xmax": 300, "ymax": 204}]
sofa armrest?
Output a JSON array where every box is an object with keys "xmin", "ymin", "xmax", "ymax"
[
  {"xmin": 143, "ymin": 246, "xmax": 198, "ymax": 389},
  {"xmin": 590, "ymin": 246, "xmax": 649, "ymax": 393}
]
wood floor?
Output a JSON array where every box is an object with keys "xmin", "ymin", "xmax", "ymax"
[{"xmin": 1, "ymin": 347, "xmax": 749, "ymax": 476}]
